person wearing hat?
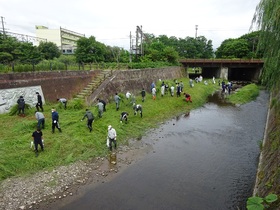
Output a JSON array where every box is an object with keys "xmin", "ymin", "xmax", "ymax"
[
  {"xmin": 35, "ymin": 92, "xmax": 44, "ymax": 112},
  {"xmin": 107, "ymin": 125, "xmax": 117, "ymax": 151}
]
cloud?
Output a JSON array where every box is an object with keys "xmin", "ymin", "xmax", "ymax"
[{"xmin": 0, "ymin": 0, "xmax": 260, "ymax": 50}]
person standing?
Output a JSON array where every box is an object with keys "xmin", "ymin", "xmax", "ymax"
[
  {"xmin": 161, "ymin": 85, "xmax": 165, "ymax": 97},
  {"xmin": 97, "ymin": 98, "xmax": 106, "ymax": 112},
  {"xmin": 81, "ymin": 109, "xmax": 94, "ymax": 132},
  {"xmin": 114, "ymin": 93, "xmax": 121, "ymax": 111},
  {"xmin": 57, "ymin": 98, "xmax": 67, "ymax": 109},
  {"xmin": 35, "ymin": 111, "xmax": 45, "ymax": 129},
  {"xmin": 152, "ymin": 87, "xmax": 156, "ymax": 100},
  {"xmin": 17, "ymin": 95, "xmax": 25, "ymax": 116},
  {"xmin": 32, "ymin": 128, "xmax": 44, "ymax": 156},
  {"xmin": 180, "ymin": 81, "xmax": 184, "ymax": 92},
  {"xmin": 141, "ymin": 88, "xmax": 146, "ymax": 102},
  {"xmin": 96, "ymin": 101, "xmax": 104, "ymax": 118},
  {"xmin": 170, "ymin": 85, "xmax": 175, "ymax": 97},
  {"xmin": 107, "ymin": 125, "xmax": 117, "ymax": 151},
  {"xmin": 176, "ymin": 83, "xmax": 181, "ymax": 97},
  {"xmin": 35, "ymin": 92, "xmax": 44, "ymax": 112},
  {"xmin": 51, "ymin": 109, "xmax": 62, "ymax": 133},
  {"xmin": 150, "ymin": 82, "xmax": 155, "ymax": 93}
]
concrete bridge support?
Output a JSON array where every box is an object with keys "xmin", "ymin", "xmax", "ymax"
[{"xmin": 220, "ymin": 67, "xmax": 228, "ymax": 80}]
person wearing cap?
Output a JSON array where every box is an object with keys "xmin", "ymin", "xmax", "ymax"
[
  {"xmin": 35, "ymin": 92, "xmax": 44, "ymax": 112},
  {"xmin": 51, "ymin": 108, "xmax": 62, "ymax": 133},
  {"xmin": 107, "ymin": 125, "xmax": 117, "ymax": 151}
]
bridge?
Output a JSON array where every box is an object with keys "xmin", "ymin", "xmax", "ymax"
[{"xmin": 179, "ymin": 59, "xmax": 264, "ymax": 81}]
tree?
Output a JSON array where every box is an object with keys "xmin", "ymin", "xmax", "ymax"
[
  {"xmin": 38, "ymin": 41, "xmax": 61, "ymax": 60},
  {"xmin": 252, "ymin": 0, "xmax": 280, "ymax": 88},
  {"xmin": 18, "ymin": 42, "xmax": 42, "ymax": 65},
  {"xmin": 58, "ymin": 55, "xmax": 75, "ymax": 70},
  {"xmin": 0, "ymin": 35, "xmax": 21, "ymax": 64},
  {"xmin": 239, "ymin": 31, "xmax": 263, "ymax": 58},
  {"xmin": 215, "ymin": 38, "xmax": 250, "ymax": 59},
  {"xmin": 75, "ymin": 36, "xmax": 107, "ymax": 64}
]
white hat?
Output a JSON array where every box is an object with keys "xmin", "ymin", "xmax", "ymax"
[{"xmin": 108, "ymin": 125, "xmax": 112, "ymax": 130}]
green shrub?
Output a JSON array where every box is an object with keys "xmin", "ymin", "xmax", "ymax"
[{"xmin": 246, "ymin": 194, "xmax": 278, "ymax": 210}]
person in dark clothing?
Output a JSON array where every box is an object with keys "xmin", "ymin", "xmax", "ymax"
[
  {"xmin": 17, "ymin": 96, "xmax": 25, "ymax": 116},
  {"xmin": 133, "ymin": 103, "xmax": 143, "ymax": 118},
  {"xmin": 51, "ymin": 109, "xmax": 62, "ymax": 133},
  {"xmin": 176, "ymin": 83, "xmax": 181, "ymax": 97},
  {"xmin": 141, "ymin": 88, "xmax": 146, "ymax": 102},
  {"xmin": 120, "ymin": 111, "xmax": 129, "ymax": 123},
  {"xmin": 32, "ymin": 128, "xmax": 44, "ymax": 156},
  {"xmin": 35, "ymin": 92, "xmax": 44, "ymax": 112},
  {"xmin": 97, "ymin": 98, "xmax": 106, "ymax": 112},
  {"xmin": 81, "ymin": 109, "xmax": 94, "ymax": 132}
]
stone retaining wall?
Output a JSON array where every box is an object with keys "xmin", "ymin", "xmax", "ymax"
[
  {"xmin": 0, "ymin": 70, "xmax": 100, "ymax": 102},
  {"xmin": 87, "ymin": 67, "xmax": 184, "ymax": 104}
]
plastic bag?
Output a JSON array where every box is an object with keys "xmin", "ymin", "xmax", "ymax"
[{"xmin": 106, "ymin": 137, "xmax": 110, "ymax": 147}]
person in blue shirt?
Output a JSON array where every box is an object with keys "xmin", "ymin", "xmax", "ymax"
[{"xmin": 51, "ymin": 108, "xmax": 62, "ymax": 133}]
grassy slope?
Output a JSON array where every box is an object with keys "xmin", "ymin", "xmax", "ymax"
[{"xmin": 0, "ymin": 78, "xmax": 218, "ymax": 181}]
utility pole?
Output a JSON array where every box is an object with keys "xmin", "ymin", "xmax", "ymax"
[
  {"xmin": 1, "ymin": 16, "xmax": 6, "ymax": 38},
  {"xmin": 129, "ymin": 31, "xmax": 132, "ymax": 63},
  {"xmin": 195, "ymin": 25, "xmax": 198, "ymax": 38}
]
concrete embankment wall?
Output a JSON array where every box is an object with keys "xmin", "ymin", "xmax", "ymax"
[
  {"xmin": 0, "ymin": 70, "xmax": 100, "ymax": 102},
  {"xmin": 0, "ymin": 67, "xmax": 184, "ymax": 104},
  {"xmin": 86, "ymin": 67, "xmax": 184, "ymax": 104},
  {"xmin": 254, "ymin": 86, "xmax": 280, "ymax": 201}
]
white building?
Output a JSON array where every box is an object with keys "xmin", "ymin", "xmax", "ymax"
[{"xmin": 35, "ymin": 25, "xmax": 85, "ymax": 54}]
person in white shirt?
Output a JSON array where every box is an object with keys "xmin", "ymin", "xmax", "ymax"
[
  {"xmin": 126, "ymin": 91, "xmax": 131, "ymax": 100},
  {"xmin": 152, "ymin": 87, "xmax": 156, "ymax": 100},
  {"xmin": 57, "ymin": 98, "xmax": 67, "ymax": 109},
  {"xmin": 107, "ymin": 125, "xmax": 117, "ymax": 151}
]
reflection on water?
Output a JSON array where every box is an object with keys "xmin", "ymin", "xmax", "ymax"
[
  {"xmin": 109, "ymin": 152, "xmax": 117, "ymax": 166},
  {"xmin": 58, "ymin": 90, "xmax": 269, "ymax": 210}
]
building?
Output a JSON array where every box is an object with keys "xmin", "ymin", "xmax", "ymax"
[{"xmin": 35, "ymin": 25, "xmax": 85, "ymax": 54}]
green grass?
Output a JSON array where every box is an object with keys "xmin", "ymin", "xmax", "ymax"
[
  {"xmin": 227, "ymin": 83, "xmax": 260, "ymax": 104},
  {"xmin": 0, "ymin": 78, "xmax": 220, "ymax": 181}
]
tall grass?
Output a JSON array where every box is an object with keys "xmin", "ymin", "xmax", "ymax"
[
  {"xmin": 0, "ymin": 78, "xmax": 218, "ymax": 181},
  {"xmin": 228, "ymin": 83, "xmax": 260, "ymax": 104}
]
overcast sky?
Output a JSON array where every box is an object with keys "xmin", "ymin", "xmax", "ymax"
[{"xmin": 0, "ymin": 0, "xmax": 260, "ymax": 50}]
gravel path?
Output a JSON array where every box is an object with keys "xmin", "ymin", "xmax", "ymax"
[{"xmin": 0, "ymin": 140, "xmax": 153, "ymax": 210}]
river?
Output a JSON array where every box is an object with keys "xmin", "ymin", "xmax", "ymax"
[{"xmin": 52, "ymin": 90, "xmax": 269, "ymax": 210}]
